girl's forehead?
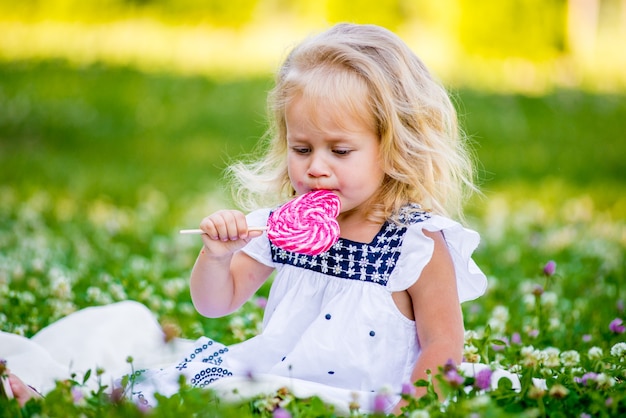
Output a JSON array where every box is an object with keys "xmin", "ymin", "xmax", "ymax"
[
  {"xmin": 285, "ymin": 71, "xmax": 375, "ymax": 131},
  {"xmin": 287, "ymin": 90, "xmax": 374, "ymax": 133}
]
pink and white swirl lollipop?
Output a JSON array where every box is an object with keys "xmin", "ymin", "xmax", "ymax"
[
  {"xmin": 267, "ymin": 190, "xmax": 341, "ymax": 255},
  {"xmin": 179, "ymin": 190, "xmax": 341, "ymax": 256}
]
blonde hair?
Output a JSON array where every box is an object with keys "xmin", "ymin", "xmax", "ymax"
[{"xmin": 228, "ymin": 23, "xmax": 478, "ymax": 223}]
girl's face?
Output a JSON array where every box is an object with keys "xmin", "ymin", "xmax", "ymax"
[{"xmin": 285, "ymin": 94, "xmax": 385, "ymax": 218}]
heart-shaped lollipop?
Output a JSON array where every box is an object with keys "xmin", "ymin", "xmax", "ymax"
[
  {"xmin": 267, "ymin": 190, "xmax": 341, "ymax": 256},
  {"xmin": 179, "ymin": 190, "xmax": 341, "ymax": 256}
]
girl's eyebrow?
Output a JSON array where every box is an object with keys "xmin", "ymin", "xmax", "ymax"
[{"xmin": 287, "ymin": 134, "xmax": 360, "ymax": 143}]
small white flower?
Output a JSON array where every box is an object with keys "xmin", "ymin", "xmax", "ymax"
[
  {"xmin": 13, "ymin": 324, "xmax": 28, "ymax": 336},
  {"xmin": 109, "ymin": 283, "xmax": 127, "ymax": 301},
  {"xmin": 560, "ymin": 350, "xmax": 580, "ymax": 367},
  {"xmin": 541, "ymin": 347, "xmax": 561, "ymax": 368},
  {"xmin": 162, "ymin": 278, "xmax": 187, "ymax": 297},
  {"xmin": 548, "ymin": 317, "xmax": 561, "ymax": 330},
  {"xmin": 162, "ymin": 299, "xmax": 175, "ymax": 312},
  {"xmin": 488, "ymin": 305, "xmax": 509, "ymax": 333},
  {"xmin": 595, "ymin": 373, "xmax": 616, "ymax": 389},
  {"xmin": 468, "ymin": 394, "xmax": 491, "ymax": 408},
  {"xmin": 588, "ymin": 346, "xmax": 603, "ymax": 359},
  {"xmin": 521, "ymin": 345, "xmax": 541, "ymax": 367},
  {"xmin": 464, "ymin": 329, "xmax": 480, "ymax": 342},
  {"xmin": 540, "ymin": 291, "xmax": 558, "ymax": 308},
  {"xmin": 518, "ymin": 280, "xmax": 536, "ymax": 294},
  {"xmin": 610, "ymin": 342, "xmax": 626, "ymax": 358},
  {"xmin": 409, "ymin": 410, "xmax": 430, "ymax": 418},
  {"xmin": 50, "ymin": 274, "xmax": 73, "ymax": 300},
  {"xmin": 463, "ymin": 344, "xmax": 481, "ymax": 363},
  {"xmin": 230, "ymin": 316, "xmax": 245, "ymax": 328},
  {"xmin": 522, "ymin": 294, "xmax": 536, "ymax": 311}
]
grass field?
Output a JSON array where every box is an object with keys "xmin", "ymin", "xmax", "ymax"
[{"xmin": 1, "ymin": 59, "xmax": 625, "ymax": 416}]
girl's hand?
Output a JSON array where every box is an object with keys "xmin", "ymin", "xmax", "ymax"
[{"xmin": 198, "ymin": 210, "xmax": 263, "ymax": 258}]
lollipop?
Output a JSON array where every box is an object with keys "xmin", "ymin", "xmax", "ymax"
[
  {"xmin": 180, "ymin": 190, "xmax": 341, "ymax": 256},
  {"xmin": 267, "ymin": 190, "xmax": 341, "ymax": 256}
]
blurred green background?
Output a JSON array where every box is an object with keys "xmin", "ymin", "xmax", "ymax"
[{"xmin": 1, "ymin": 0, "xmax": 625, "ymax": 227}]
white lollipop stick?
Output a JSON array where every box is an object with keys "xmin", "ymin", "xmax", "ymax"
[{"xmin": 179, "ymin": 227, "xmax": 266, "ymax": 234}]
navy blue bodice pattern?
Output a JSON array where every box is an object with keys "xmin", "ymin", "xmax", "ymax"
[{"xmin": 270, "ymin": 207, "xmax": 431, "ymax": 286}]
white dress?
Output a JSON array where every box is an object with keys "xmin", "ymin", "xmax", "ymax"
[{"xmin": 0, "ymin": 208, "xmax": 488, "ymax": 414}]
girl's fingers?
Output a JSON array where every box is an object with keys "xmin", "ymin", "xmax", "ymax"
[{"xmin": 200, "ymin": 210, "xmax": 251, "ymax": 242}]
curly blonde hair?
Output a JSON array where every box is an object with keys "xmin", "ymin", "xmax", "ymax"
[{"xmin": 228, "ymin": 23, "xmax": 478, "ymax": 223}]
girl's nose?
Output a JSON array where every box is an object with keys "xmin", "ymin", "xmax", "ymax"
[{"xmin": 307, "ymin": 153, "xmax": 330, "ymax": 178}]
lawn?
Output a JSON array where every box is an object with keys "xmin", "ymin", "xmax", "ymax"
[{"xmin": 1, "ymin": 59, "xmax": 625, "ymax": 416}]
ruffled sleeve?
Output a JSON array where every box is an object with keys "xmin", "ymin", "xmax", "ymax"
[
  {"xmin": 240, "ymin": 208, "xmax": 274, "ymax": 267},
  {"xmin": 388, "ymin": 214, "xmax": 487, "ymax": 303}
]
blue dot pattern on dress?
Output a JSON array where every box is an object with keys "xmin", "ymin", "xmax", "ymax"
[
  {"xmin": 191, "ymin": 366, "xmax": 233, "ymax": 388},
  {"xmin": 174, "ymin": 339, "xmax": 233, "ymax": 388},
  {"xmin": 269, "ymin": 205, "xmax": 431, "ymax": 286}
]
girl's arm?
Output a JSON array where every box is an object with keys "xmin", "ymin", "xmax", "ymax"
[
  {"xmin": 189, "ymin": 209, "xmax": 274, "ymax": 318},
  {"xmin": 395, "ymin": 229, "xmax": 465, "ymax": 413}
]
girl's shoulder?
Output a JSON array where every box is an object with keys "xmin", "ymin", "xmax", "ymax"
[{"xmin": 389, "ymin": 205, "xmax": 487, "ymax": 302}]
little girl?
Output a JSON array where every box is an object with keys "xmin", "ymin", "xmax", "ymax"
[{"xmin": 4, "ymin": 23, "xmax": 487, "ymax": 415}]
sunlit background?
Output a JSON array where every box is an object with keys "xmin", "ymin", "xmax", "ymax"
[{"xmin": 1, "ymin": 0, "xmax": 625, "ymax": 91}]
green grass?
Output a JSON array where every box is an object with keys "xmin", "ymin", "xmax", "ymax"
[
  {"xmin": 2, "ymin": 59, "xmax": 625, "ymax": 205},
  {"xmin": 0, "ymin": 59, "xmax": 271, "ymax": 205},
  {"xmin": 1, "ymin": 59, "xmax": 625, "ymax": 416}
]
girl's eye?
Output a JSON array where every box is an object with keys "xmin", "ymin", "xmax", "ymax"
[
  {"xmin": 333, "ymin": 149, "xmax": 351, "ymax": 155},
  {"xmin": 292, "ymin": 147, "xmax": 310, "ymax": 154}
]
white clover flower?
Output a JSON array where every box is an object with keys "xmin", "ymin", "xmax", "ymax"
[
  {"xmin": 162, "ymin": 278, "xmax": 187, "ymax": 298},
  {"xmin": 492, "ymin": 305, "xmax": 510, "ymax": 322},
  {"xmin": 560, "ymin": 350, "xmax": 581, "ymax": 367},
  {"xmin": 13, "ymin": 324, "xmax": 27, "ymax": 336},
  {"xmin": 588, "ymin": 346, "xmax": 603, "ymax": 359},
  {"xmin": 610, "ymin": 342, "xmax": 626, "ymax": 359},
  {"xmin": 13, "ymin": 264, "xmax": 25, "ymax": 280},
  {"xmin": 139, "ymin": 285, "xmax": 154, "ymax": 300},
  {"xmin": 409, "ymin": 410, "xmax": 431, "ymax": 418},
  {"xmin": 548, "ymin": 317, "xmax": 561, "ymax": 330},
  {"xmin": 468, "ymin": 394, "xmax": 491, "ymax": 408},
  {"xmin": 50, "ymin": 274, "xmax": 73, "ymax": 299},
  {"xmin": 519, "ymin": 280, "xmax": 536, "ymax": 295},
  {"xmin": 463, "ymin": 344, "xmax": 481, "ymax": 363},
  {"xmin": 521, "ymin": 345, "xmax": 541, "ymax": 367},
  {"xmin": 86, "ymin": 286, "xmax": 113, "ymax": 305},
  {"xmin": 17, "ymin": 291, "xmax": 36, "ymax": 305},
  {"xmin": 162, "ymin": 299, "xmax": 175, "ymax": 312},
  {"xmin": 50, "ymin": 299, "xmax": 76, "ymax": 317},
  {"xmin": 595, "ymin": 373, "xmax": 616, "ymax": 389},
  {"xmin": 541, "ymin": 291, "xmax": 558, "ymax": 308},
  {"xmin": 230, "ymin": 316, "xmax": 245, "ymax": 329},
  {"xmin": 465, "ymin": 329, "xmax": 480, "ymax": 343},
  {"xmin": 571, "ymin": 366, "xmax": 584, "ymax": 375},
  {"xmin": 31, "ymin": 258, "xmax": 45, "ymax": 272},
  {"xmin": 179, "ymin": 303, "xmax": 195, "ymax": 315},
  {"xmin": 541, "ymin": 347, "xmax": 561, "ymax": 368},
  {"xmin": 522, "ymin": 294, "xmax": 536, "ymax": 311},
  {"xmin": 149, "ymin": 297, "xmax": 163, "ymax": 311},
  {"xmin": 109, "ymin": 283, "xmax": 127, "ymax": 300},
  {"xmin": 488, "ymin": 305, "xmax": 509, "ymax": 333}
]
